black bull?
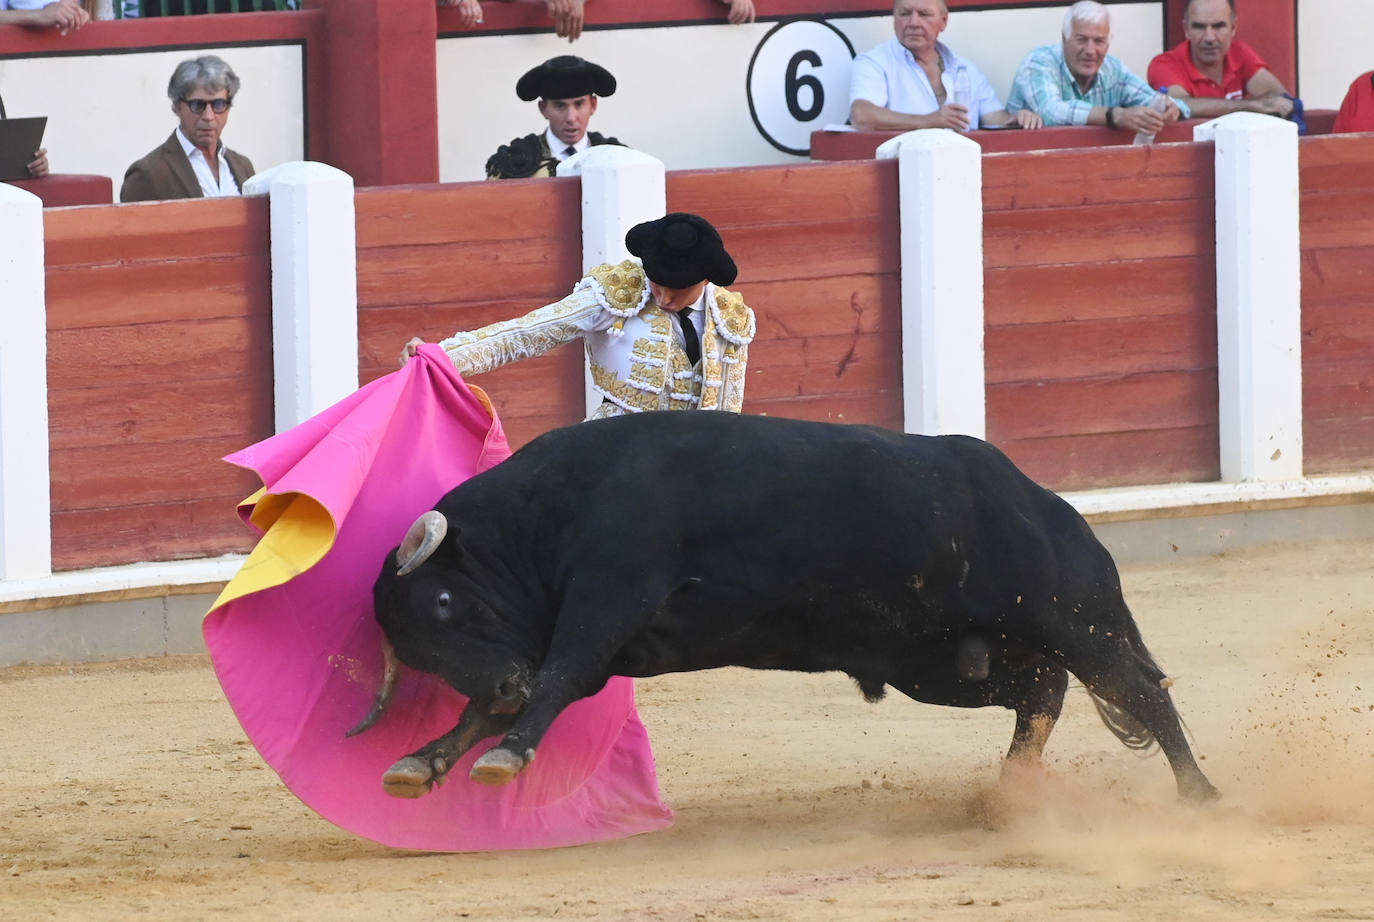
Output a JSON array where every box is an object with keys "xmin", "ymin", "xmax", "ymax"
[{"xmin": 354, "ymin": 411, "xmax": 1219, "ymax": 803}]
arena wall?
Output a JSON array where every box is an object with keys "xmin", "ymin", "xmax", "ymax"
[
  {"xmin": 0, "ymin": 0, "xmax": 1364, "ymax": 192},
  {"xmin": 354, "ymin": 179, "xmax": 587, "ymax": 448},
  {"xmin": 2, "ymin": 125, "xmax": 1372, "ymax": 664},
  {"xmin": 43, "ymin": 198, "xmax": 275, "ymax": 570},
  {"xmin": 10, "ymin": 127, "xmax": 1373, "ymax": 571},
  {"xmin": 667, "ymin": 161, "xmax": 904, "ymax": 428},
  {"xmin": 1299, "ymin": 133, "xmax": 1374, "ymax": 475},
  {"xmin": 982, "ymin": 142, "xmax": 1220, "ymax": 491}
]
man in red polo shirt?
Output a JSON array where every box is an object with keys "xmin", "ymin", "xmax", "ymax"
[
  {"xmin": 1333, "ymin": 71, "xmax": 1374, "ymax": 134},
  {"xmin": 1147, "ymin": 0, "xmax": 1293, "ymax": 119}
]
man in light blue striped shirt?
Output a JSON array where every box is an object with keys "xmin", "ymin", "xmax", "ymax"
[{"xmin": 1007, "ymin": 0, "xmax": 1189, "ymax": 133}]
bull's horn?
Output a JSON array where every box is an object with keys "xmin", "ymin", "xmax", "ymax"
[
  {"xmin": 345, "ymin": 641, "xmax": 401, "ymax": 738},
  {"xmin": 396, "ymin": 510, "xmax": 448, "ymax": 577}
]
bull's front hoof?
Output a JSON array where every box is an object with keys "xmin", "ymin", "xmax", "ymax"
[
  {"xmin": 470, "ymin": 747, "xmax": 525, "ymax": 786},
  {"xmin": 382, "ymin": 755, "xmax": 445, "ymax": 799}
]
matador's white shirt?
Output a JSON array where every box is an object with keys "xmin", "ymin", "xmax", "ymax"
[{"xmin": 439, "ymin": 260, "xmax": 756, "ymax": 417}]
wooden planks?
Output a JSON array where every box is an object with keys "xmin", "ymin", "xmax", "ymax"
[
  {"xmin": 29, "ymin": 136, "xmax": 1374, "ymax": 574},
  {"xmin": 1299, "ymin": 135, "xmax": 1374, "ymax": 475},
  {"xmin": 355, "ymin": 165, "xmax": 904, "ymax": 442},
  {"xmin": 994, "ymin": 426, "xmax": 1221, "ymax": 492},
  {"xmin": 670, "ymin": 162, "xmax": 902, "ymax": 426},
  {"xmin": 355, "ymin": 179, "xmax": 587, "ymax": 447},
  {"xmin": 43, "ymin": 199, "xmax": 274, "ymax": 571},
  {"xmin": 982, "ymin": 145, "xmax": 1218, "ymax": 490},
  {"xmin": 982, "ymin": 143, "xmax": 1215, "ymax": 211}
]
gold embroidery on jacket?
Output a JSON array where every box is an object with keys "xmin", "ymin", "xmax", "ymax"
[
  {"xmin": 438, "ymin": 263, "xmax": 756, "ymax": 416},
  {"xmin": 439, "ymin": 290, "xmax": 600, "ymax": 376}
]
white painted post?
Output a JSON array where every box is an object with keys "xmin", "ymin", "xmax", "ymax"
[
  {"xmin": 558, "ymin": 147, "xmax": 667, "ymax": 418},
  {"xmin": 876, "ymin": 130, "xmax": 986, "ymax": 438},
  {"xmin": 1194, "ymin": 114, "xmax": 1303, "ymax": 481},
  {"xmin": 243, "ymin": 162, "xmax": 359, "ymax": 433},
  {"xmin": 0, "ymin": 184, "xmax": 52, "ymax": 580}
]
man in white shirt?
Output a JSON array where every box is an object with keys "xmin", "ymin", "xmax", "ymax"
[
  {"xmin": 849, "ymin": 0, "xmax": 1041, "ymax": 132},
  {"xmin": 120, "ymin": 55, "xmax": 256, "ymax": 203},
  {"xmin": 484, "ymin": 55, "xmax": 625, "ymax": 179}
]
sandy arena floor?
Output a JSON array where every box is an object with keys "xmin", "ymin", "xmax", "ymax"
[{"xmin": 2, "ymin": 537, "xmax": 1373, "ymax": 921}]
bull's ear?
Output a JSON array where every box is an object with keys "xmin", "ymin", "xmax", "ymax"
[{"xmin": 443, "ymin": 525, "xmax": 465, "ymax": 566}]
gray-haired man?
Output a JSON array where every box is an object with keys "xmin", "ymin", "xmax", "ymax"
[{"xmin": 120, "ymin": 55, "xmax": 256, "ymax": 203}]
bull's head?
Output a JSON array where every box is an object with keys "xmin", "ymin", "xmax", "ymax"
[{"xmin": 346, "ymin": 509, "xmax": 534, "ymax": 738}]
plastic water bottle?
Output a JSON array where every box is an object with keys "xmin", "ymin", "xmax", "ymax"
[
  {"xmin": 952, "ymin": 66, "xmax": 973, "ymax": 129},
  {"xmin": 1132, "ymin": 90, "xmax": 1170, "ymax": 145}
]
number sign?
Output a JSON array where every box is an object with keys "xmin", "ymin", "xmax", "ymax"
[{"xmin": 746, "ymin": 20, "xmax": 856, "ymax": 156}]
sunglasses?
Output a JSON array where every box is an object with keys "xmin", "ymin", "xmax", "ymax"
[{"xmin": 181, "ymin": 98, "xmax": 231, "ymax": 114}]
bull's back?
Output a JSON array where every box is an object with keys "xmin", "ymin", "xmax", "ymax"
[{"xmin": 457, "ymin": 413, "xmax": 1103, "ymax": 602}]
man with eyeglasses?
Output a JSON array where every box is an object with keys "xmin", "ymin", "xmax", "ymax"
[{"xmin": 120, "ymin": 55, "xmax": 256, "ymax": 203}]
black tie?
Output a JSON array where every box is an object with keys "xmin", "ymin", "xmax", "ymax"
[
  {"xmin": 564, "ymin": 145, "xmax": 577, "ymax": 156},
  {"xmin": 676, "ymin": 307, "xmax": 701, "ymax": 365}
]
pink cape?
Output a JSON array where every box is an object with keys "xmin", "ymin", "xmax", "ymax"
[{"xmin": 203, "ymin": 345, "xmax": 673, "ymax": 851}]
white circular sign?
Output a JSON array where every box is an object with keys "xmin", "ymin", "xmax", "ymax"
[{"xmin": 746, "ymin": 20, "xmax": 856, "ymax": 157}]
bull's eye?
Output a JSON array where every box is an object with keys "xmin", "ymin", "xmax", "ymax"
[{"xmin": 435, "ymin": 591, "xmax": 452, "ymax": 617}]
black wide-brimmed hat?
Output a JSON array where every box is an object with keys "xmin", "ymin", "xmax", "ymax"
[
  {"xmin": 516, "ymin": 55, "xmax": 616, "ymax": 102},
  {"xmin": 625, "ymin": 213, "xmax": 737, "ymax": 289}
]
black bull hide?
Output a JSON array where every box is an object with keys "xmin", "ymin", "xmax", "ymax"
[{"xmin": 360, "ymin": 411, "xmax": 1219, "ymax": 803}]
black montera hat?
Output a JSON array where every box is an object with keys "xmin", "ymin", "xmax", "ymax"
[
  {"xmin": 625, "ymin": 213, "xmax": 738, "ymax": 289},
  {"xmin": 516, "ymin": 55, "xmax": 616, "ymax": 102}
]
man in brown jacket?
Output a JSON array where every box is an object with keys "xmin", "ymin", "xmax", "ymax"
[{"xmin": 120, "ymin": 54, "xmax": 255, "ymax": 203}]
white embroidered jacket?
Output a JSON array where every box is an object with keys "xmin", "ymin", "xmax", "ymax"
[{"xmin": 439, "ymin": 260, "xmax": 756, "ymax": 417}]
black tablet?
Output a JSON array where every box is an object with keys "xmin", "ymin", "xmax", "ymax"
[{"xmin": 0, "ymin": 116, "xmax": 48, "ymax": 181}]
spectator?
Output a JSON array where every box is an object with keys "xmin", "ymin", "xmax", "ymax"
[
  {"xmin": 0, "ymin": 0, "xmax": 96, "ymax": 177},
  {"xmin": 1333, "ymin": 71, "xmax": 1374, "ymax": 134},
  {"xmin": 401, "ymin": 213, "xmax": 757, "ymax": 417},
  {"xmin": 0, "ymin": 0, "xmax": 89, "ymax": 34},
  {"xmin": 849, "ymin": 0, "xmax": 1040, "ymax": 131},
  {"xmin": 485, "ymin": 55, "xmax": 624, "ymax": 180},
  {"xmin": 1007, "ymin": 1, "xmax": 1189, "ymax": 132},
  {"xmin": 1146, "ymin": 0, "xmax": 1293, "ymax": 119},
  {"xmin": 461, "ymin": 0, "xmax": 754, "ymax": 42},
  {"xmin": 23, "ymin": 148, "xmax": 49, "ymax": 178},
  {"xmin": 120, "ymin": 55, "xmax": 255, "ymax": 203},
  {"xmin": 437, "ymin": 0, "xmax": 483, "ymax": 27}
]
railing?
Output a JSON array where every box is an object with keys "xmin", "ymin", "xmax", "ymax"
[{"xmin": 115, "ymin": 0, "xmax": 297, "ymax": 16}]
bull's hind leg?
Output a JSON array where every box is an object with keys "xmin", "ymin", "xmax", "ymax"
[
  {"xmin": 887, "ymin": 640, "xmax": 1069, "ymax": 767},
  {"xmin": 998, "ymin": 653, "xmax": 1070, "ymax": 767},
  {"xmin": 1076, "ymin": 653, "xmax": 1219, "ymax": 802},
  {"xmin": 1032, "ymin": 611, "xmax": 1221, "ymax": 803}
]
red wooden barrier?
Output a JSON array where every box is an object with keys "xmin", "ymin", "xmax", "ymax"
[
  {"xmin": 982, "ymin": 142, "xmax": 1220, "ymax": 491},
  {"xmin": 812, "ymin": 114, "xmax": 1337, "ymax": 164},
  {"xmin": 43, "ymin": 198, "xmax": 274, "ymax": 571},
  {"xmin": 354, "ymin": 178, "xmax": 586, "ymax": 449},
  {"xmin": 6, "ymin": 174, "xmax": 112, "ymax": 207},
  {"xmin": 668, "ymin": 160, "xmax": 904, "ymax": 429},
  {"xmin": 1299, "ymin": 133, "xmax": 1374, "ymax": 475},
  {"xmin": 29, "ymin": 139, "xmax": 1374, "ymax": 572}
]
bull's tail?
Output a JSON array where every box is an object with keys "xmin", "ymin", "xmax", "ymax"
[
  {"xmin": 1087, "ymin": 609, "xmax": 1167, "ymax": 754},
  {"xmin": 1088, "ymin": 693, "xmax": 1158, "ymax": 752}
]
